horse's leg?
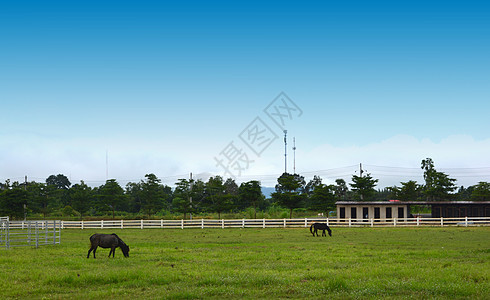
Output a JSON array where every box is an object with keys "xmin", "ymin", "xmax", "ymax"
[
  {"xmin": 87, "ymin": 247, "xmax": 92, "ymax": 258},
  {"xmin": 93, "ymin": 246, "xmax": 97, "ymax": 258},
  {"xmin": 322, "ymin": 229, "xmax": 326, "ymax": 237},
  {"xmin": 314, "ymin": 228, "xmax": 318, "ymax": 236},
  {"xmin": 109, "ymin": 248, "xmax": 113, "ymax": 257}
]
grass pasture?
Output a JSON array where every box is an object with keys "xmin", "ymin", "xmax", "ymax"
[{"xmin": 0, "ymin": 227, "xmax": 489, "ymax": 299}]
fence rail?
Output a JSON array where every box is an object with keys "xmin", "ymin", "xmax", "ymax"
[
  {"xmin": 5, "ymin": 217, "xmax": 484, "ymax": 230},
  {"xmin": 0, "ymin": 220, "xmax": 61, "ymax": 249}
]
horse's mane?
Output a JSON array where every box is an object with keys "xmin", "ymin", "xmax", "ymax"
[{"xmin": 111, "ymin": 233, "xmax": 127, "ymax": 246}]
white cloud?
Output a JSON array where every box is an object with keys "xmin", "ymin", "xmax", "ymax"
[{"xmin": 1, "ymin": 133, "xmax": 489, "ymax": 189}]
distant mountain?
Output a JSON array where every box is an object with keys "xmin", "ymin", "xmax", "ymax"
[{"xmin": 261, "ymin": 186, "xmax": 275, "ymax": 198}]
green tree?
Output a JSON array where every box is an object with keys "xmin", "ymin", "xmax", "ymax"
[
  {"xmin": 46, "ymin": 174, "xmax": 71, "ymax": 190},
  {"xmin": 70, "ymin": 181, "xmax": 93, "ymax": 219},
  {"xmin": 457, "ymin": 185, "xmax": 475, "ymax": 201},
  {"xmin": 350, "ymin": 173, "xmax": 378, "ymax": 201},
  {"xmin": 421, "ymin": 158, "xmax": 457, "ymax": 201},
  {"xmin": 271, "ymin": 173, "xmax": 306, "ymax": 218},
  {"xmin": 25, "ymin": 181, "xmax": 46, "ymax": 217},
  {"xmin": 334, "ymin": 179, "xmax": 349, "ymax": 200},
  {"xmin": 98, "ymin": 179, "xmax": 125, "ymax": 219},
  {"xmin": 203, "ymin": 176, "xmax": 234, "ymax": 219},
  {"xmin": 392, "ymin": 180, "xmax": 422, "ymax": 201},
  {"xmin": 140, "ymin": 174, "xmax": 169, "ymax": 218},
  {"xmin": 0, "ymin": 186, "xmax": 28, "ymax": 219},
  {"xmin": 172, "ymin": 178, "xmax": 205, "ymax": 218},
  {"xmin": 238, "ymin": 180, "xmax": 264, "ymax": 218},
  {"xmin": 470, "ymin": 182, "xmax": 490, "ymax": 201},
  {"xmin": 45, "ymin": 174, "xmax": 72, "ymax": 208},
  {"xmin": 309, "ymin": 182, "xmax": 336, "ymax": 213},
  {"xmin": 126, "ymin": 182, "xmax": 142, "ymax": 213}
]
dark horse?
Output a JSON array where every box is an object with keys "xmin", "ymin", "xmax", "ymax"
[
  {"xmin": 310, "ymin": 222, "xmax": 332, "ymax": 237},
  {"xmin": 87, "ymin": 233, "xmax": 130, "ymax": 258}
]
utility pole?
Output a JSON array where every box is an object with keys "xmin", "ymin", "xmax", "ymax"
[
  {"xmin": 293, "ymin": 137, "xmax": 296, "ymax": 174},
  {"xmin": 189, "ymin": 172, "xmax": 193, "ymax": 220},
  {"xmin": 283, "ymin": 130, "xmax": 288, "ymax": 173},
  {"xmin": 359, "ymin": 163, "xmax": 364, "ymax": 200},
  {"xmin": 24, "ymin": 175, "xmax": 27, "ymax": 221}
]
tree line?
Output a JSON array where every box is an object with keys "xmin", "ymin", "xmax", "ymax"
[{"xmin": 1, "ymin": 158, "xmax": 489, "ymax": 220}]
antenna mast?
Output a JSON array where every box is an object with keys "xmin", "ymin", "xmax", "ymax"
[
  {"xmin": 283, "ymin": 130, "xmax": 287, "ymax": 173},
  {"xmin": 293, "ymin": 137, "xmax": 296, "ymax": 174}
]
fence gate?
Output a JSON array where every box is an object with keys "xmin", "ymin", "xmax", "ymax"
[{"xmin": 0, "ymin": 218, "xmax": 61, "ymax": 249}]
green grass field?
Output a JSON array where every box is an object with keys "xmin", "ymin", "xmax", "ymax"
[{"xmin": 0, "ymin": 227, "xmax": 489, "ymax": 299}]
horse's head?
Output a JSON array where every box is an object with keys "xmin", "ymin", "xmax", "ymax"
[{"xmin": 120, "ymin": 243, "xmax": 130, "ymax": 257}]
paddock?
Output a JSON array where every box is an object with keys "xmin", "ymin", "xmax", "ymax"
[{"xmin": 0, "ymin": 218, "xmax": 61, "ymax": 249}]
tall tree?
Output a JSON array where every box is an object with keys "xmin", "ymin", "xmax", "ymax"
[
  {"xmin": 420, "ymin": 158, "xmax": 457, "ymax": 201},
  {"xmin": 238, "ymin": 180, "xmax": 264, "ymax": 218},
  {"xmin": 334, "ymin": 179, "xmax": 349, "ymax": 201},
  {"xmin": 98, "ymin": 179, "xmax": 125, "ymax": 219},
  {"xmin": 350, "ymin": 173, "xmax": 378, "ymax": 201},
  {"xmin": 172, "ymin": 178, "xmax": 193, "ymax": 219},
  {"xmin": 46, "ymin": 174, "xmax": 72, "ymax": 208},
  {"xmin": 140, "ymin": 174, "xmax": 168, "ymax": 218},
  {"xmin": 271, "ymin": 173, "xmax": 306, "ymax": 218},
  {"xmin": 308, "ymin": 183, "xmax": 336, "ymax": 213},
  {"xmin": 470, "ymin": 182, "xmax": 490, "ymax": 201},
  {"xmin": 393, "ymin": 180, "xmax": 422, "ymax": 201},
  {"xmin": 203, "ymin": 176, "xmax": 234, "ymax": 219},
  {"xmin": 126, "ymin": 182, "xmax": 142, "ymax": 213},
  {"xmin": 46, "ymin": 174, "xmax": 71, "ymax": 190},
  {"xmin": 0, "ymin": 186, "xmax": 28, "ymax": 219},
  {"xmin": 70, "ymin": 181, "xmax": 93, "ymax": 219}
]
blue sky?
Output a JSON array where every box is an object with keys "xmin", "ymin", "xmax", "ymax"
[{"xmin": 1, "ymin": 1, "xmax": 489, "ymax": 188}]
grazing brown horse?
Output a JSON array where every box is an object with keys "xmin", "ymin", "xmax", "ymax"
[
  {"xmin": 87, "ymin": 233, "xmax": 130, "ymax": 258},
  {"xmin": 310, "ymin": 222, "xmax": 332, "ymax": 237}
]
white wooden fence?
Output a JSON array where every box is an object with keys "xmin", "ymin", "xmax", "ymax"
[
  {"xmin": 7, "ymin": 217, "xmax": 484, "ymax": 230},
  {"xmin": 0, "ymin": 220, "xmax": 61, "ymax": 249}
]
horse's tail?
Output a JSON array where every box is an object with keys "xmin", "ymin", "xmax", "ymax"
[{"xmin": 310, "ymin": 223, "xmax": 314, "ymax": 234}]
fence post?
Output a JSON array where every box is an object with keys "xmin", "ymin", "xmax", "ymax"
[
  {"xmin": 283, "ymin": 218, "xmax": 286, "ymax": 228},
  {"xmin": 201, "ymin": 219, "xmax": 204, "ymax": 229},
  {"xmin": 45, "ymin": 221, "xmax": 48, "ymax": 244},
  {"xmin": 440, "ymin": 217, "xmax": 444, "ymax": 227},
  {"xmin": 326, "ymin": 218, "xmax": 329, "ymax": 226},
  {"xmin": 305, "ymin": 218, "xmax": 308, "ymax": 227},
  {"xmin": 53, "ymin": 221, "xmax": 57, "ymax": 245},
  {"xmin": 465, "ymin": 216, "xmax": 468, "ymax": 227},
  {"xmin": 27, "ymin": 222, "xmax": 32, "ymax": 245},
  {"xmin": 263, "ymin": 218, "xmax": 265, "ymax": 229},
  {"xmin": 161, "ymin": 219, "xmax": 164, "ymax": 228},
  {"xmin": 221, "ymin": 219, "xmax": 224, "ymax": 229},
  {"xmin": 181, "ymin": 219, "xmax": 184, "ymax": 229},
  {"xmin": 81, "ymin": 220, "xmax": 84, "ymax": 230},
  {"xmin": 348, "ymin": 218, "xmax": 352, "ymax": 228},
  {"xmin": 141, "ymin": 219, "xmax": 144, "ymax": 229},
  {"xmin": 101, "ymin": 220, "xmax": 104, "ymax": 229},
  {"xmin": 242, "ymin": 219, "xmax": 245, "ymax": 228},
  {"xmin": 35, "ymin": 222, "xmax": 39, "ymax": 248},
  {"xmin": 370, "ymin": 218, "xmax": 374, "ymax": 227},
  {"xmin": 394, "ymin": 218, "xmax": 397, "ymax": 227},
  {"xmin": 417, "ymin": 217, "xmax": 420, "ymax": 226}
]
